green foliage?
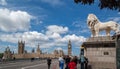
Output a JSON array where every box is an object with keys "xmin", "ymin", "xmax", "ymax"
[
  {"xmin": 74, "ymin": 0, "xmax": 120, "ymax": 11},
  {"xmin": 0, "ymin": 53, "xmax": 3, "ymax": 58}
]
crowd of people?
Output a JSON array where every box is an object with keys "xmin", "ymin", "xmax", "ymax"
[
  {"xmin": 46, "ymin": 55, "xmax": 88, "ymax": 69},
  {"xmin": 58, "ymin": 55, "xmax": 88, "ymax": 69}
]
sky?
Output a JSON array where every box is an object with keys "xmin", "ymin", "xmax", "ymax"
[{"xmin": 0, "ymin": 0, "xmax": 120, "ymax": 56}]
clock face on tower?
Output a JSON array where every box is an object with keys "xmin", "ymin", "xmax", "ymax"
[{"xmin": 68, "ymin": 45, "xmax": 71, "ymax": 48}]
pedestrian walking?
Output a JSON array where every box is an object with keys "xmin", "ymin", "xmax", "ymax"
[
  {"xmin": 68, "ymin": 58, "xmax": 77, "ymax": 69},
  {"xmin": 2, "ymin": 56, "xmax": 6, "ymax": 62},
  {"xmin": 47, "ymin": 57, "xmax": 52, "ymax": 69},
  {"xmin": 73, "ymin": 56, "xmax": 78, "ymax": 65},
  {"xmin": 84, "ymin": 57, "xmax": 88, "ymax": 69},
  {"xmin": 79, "ymin": 55, "xmax": 85, "ymax": 69},
  {"xmin": 59, "ymin": 56, "xmax": 64, "ymax": 69},
  {"xmin": 65, "ymin": 55, "xmax": 71, "ymax": 69}
]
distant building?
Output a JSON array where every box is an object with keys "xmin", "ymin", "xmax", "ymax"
[
  {"xmin": 59, "ymin": 50, "xmax": 64, "ymax": 56},
  {"xmin": 54, "ymin": 49, "xmax": 64, "ymax": 58},
  {"xmin": 54, "ymin": 50, "xmax": 59, "ymax": 57},
  {"xmin": 32, "ymin": 48, "xmax": 35, "ymax": 53},
  {"xmin": 18, "ymin": 41, "xmax": 25, "ymax": 54},
  {"xmin": 4, "ymin": 46, "xmax": 12, "ymax": 59},
  {"xmin": 4, "ymin": 40, "xmax": 65, "ymax": 59},
  {"xmin": 68, "ymin": 40, "xmax": 72, "ymax": 56},
  {"xmin": 36, "ymin": 44, "xmax": 42, "ymax": 54}
]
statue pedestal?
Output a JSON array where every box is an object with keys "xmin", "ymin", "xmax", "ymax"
[{"xmin": 82, "ymin": 36, "xmax": 117, "ymax": 69}]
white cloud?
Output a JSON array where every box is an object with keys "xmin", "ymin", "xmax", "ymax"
[
  {"xmin": 0, "ymin": 31, "xmax": 48, "ymax": 46},
  {"xmin": 113, "ymin": 17, "xmax": 120, "ymax": 22},
  {"xmin": 56, "ymin": 47, "xmax": 62, "ymax": 50},
  {"xmin": 0, "ymin": 0, "xmax": 7, "ymax": 5},
  {"xmin": 72, "ymin": 20, "xmax": 89, "ymax": 34},
  {"xmin": 46, "ymin": 25, "xmax": 68, "ymax": 35},
  {"xmin": 62, "ymin": 34, "xmax": 86, "ymax": 46},
  {"xmin": 72, "ymin": 20, "xmax": 82, "ymax": 27},
  {"xmin": 41, "ymin": 0, "xmax": 64, "ymax": 6},
  {"xmin": 0, "ymin": 8, "xmax": 32, "ymax": 32},
  {"xmin": 48, "ymin": 33, "xmax": 61, "ymax": 39},
  {"xmin": 0, "ymin": 25, "xmax": 86, "ymax": 53},
  {"xmin": 54, "ymin": 34, "xmax": 86, "ymax": 47},
  {"xmin": 64, "ymin": 34, "xmax": 86, "ymax": 42},
  {"xmin": 118, "ymin": 12, "xmax": 120, "ymax": 15},
  {"xmin": 107, "ymin": 17, "xmax": 120, "ymax": 23}
]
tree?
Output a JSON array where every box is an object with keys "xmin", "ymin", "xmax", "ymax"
[
  {"xmin": 0, "ymin": 53, "xmax": 3, "ymax": 58},
  {"xmin": 74, "ymin": 0, "xmax": 120, "ymax": 11}
]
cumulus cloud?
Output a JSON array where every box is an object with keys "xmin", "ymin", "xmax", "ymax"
[
  {"xmin": 63, "ymin": 34, "xmax": 86, "ymax": 42},
  {"xmin": 0, "ymin": 25, "xmax": 86, "ymax": 48},
  {"xmin": 107, "ymin": 16, "xmax": 120, "ymax": 23},
  {"xmin": 118, "ymin": 12, "xmax": 120, "ymax": 15},
  {"xmin": 56, "ymin": 47, "xmax": 62, "ymax": 50},
  {"xmin": 48, "ymin": 33, "xmax": 61, "ymax": 39},
  {"xmin": 0, "ymin": 31, "xmax": 48, "ymax": 46},
  {"xmin": 53, "ymin": 34, "xmax": 86, "ymax": 47},
  {"xmin": 46, "ymin": 25, "xmax": 68, "ymax": 35},
  {"xmin": 0, "ymin": 24, "xmax": 87, "ymax": 54},
  {"xmin": 0, "ymin": 0, "xmax": 7, "ymax": 5},
  {"xmin": 0, "ymin": 8, "xmax": 32, "ymax": 32},
  {"xmin": 72, "ymin": 20, "xmax": 82, "ymax": 27},
  {"xmin": 41, "ymin": 0, "xmax": 64, "ymax": 6},
  {"xmin": 112, "ymin": 17, "xmax": 120, "ymax": 22}
]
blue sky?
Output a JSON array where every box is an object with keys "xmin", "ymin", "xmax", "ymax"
[{"xmin": 0, "ymin": 0, "xmax": 120, "ymax": 56}]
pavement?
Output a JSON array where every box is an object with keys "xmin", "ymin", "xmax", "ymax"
[{"xmin": 0, "ymin": 59, "xmax": 80, "ymax": 69}]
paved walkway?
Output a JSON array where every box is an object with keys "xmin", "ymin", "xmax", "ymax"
[
  {"xmin": 0, "ymin": 59, "xmax": 80, "ymax": 69},
  {"xmin": 51, "ymin": 61, "xmax": 80, "ymax": 69}
]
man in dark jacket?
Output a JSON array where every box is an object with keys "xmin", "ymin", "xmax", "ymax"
[
  {"xmin": 65, "ymin": 55, "xmax": 71, "ymax": 69},
  {"xmin": 47, "ymin": 57, "xmax": 52, "ymax": 69}
]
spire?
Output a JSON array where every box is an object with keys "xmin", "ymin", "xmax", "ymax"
[
  {"xmin": 36, "ymin": 43, "xmax": 41, "ymax": 54},
  {"xmin": 68, "ymin": 40, "xmax": 71, "ymax": 44},
  {"xmin": 38, "ymin": 43, "xmax": 40, "ymax": 49},
  {"xmin": 68, "ymin": 40, "xmax": 72, "ymax": 56},
  {"xmin": 68, "ymin": 40, "xmax": 71, "ymax": 48}
]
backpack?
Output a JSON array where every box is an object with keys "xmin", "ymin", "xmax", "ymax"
[{"xmin": 80, "ymin": 56, "xmax": 85, "ymax": 63}]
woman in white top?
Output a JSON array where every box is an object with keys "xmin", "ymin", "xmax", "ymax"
[{"xmin": 59, "ymin": 56, "xmax": 64, "ymax": 69}]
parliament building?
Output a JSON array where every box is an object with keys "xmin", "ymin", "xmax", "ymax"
[{"xmin": 4, "ymin": 40, "xmax": 72, "ymax": 59}]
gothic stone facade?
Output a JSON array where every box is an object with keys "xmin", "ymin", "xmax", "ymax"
[
  {"xmin": 4, "ymin": 40, "xmax": 66, "ymax": 59},
  {"xmin": 13, "ymin": 41, "xmax": 64, "ymax": 59}
]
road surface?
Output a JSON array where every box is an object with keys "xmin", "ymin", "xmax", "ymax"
[{"xmin": 0, "ymin": 59, "xmax": 80, "ymax": 69}]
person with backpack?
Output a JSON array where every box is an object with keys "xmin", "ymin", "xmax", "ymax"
[{"xmin": 79, "ymin": 55, "xmax": 85, "ymax": 69}]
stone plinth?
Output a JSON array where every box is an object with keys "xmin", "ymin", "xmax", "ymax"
[{"xmin": 83, "ymin": 36, "xmax": 116, "ymax": 69}]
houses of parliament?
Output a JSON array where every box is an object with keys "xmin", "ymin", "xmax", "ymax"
[{"xmin": 3, "ymin": 40, "xmax": 72, "ymax": 59}]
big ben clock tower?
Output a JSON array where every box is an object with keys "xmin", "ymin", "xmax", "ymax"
[{"xmin": 68, "ymin": 40, "xmax": 72, "ymax": 56}]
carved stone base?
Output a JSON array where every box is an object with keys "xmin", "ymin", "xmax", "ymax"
[{"xmin": 82, "ymin": 36, "xmax": 116, "ymax": 69}]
